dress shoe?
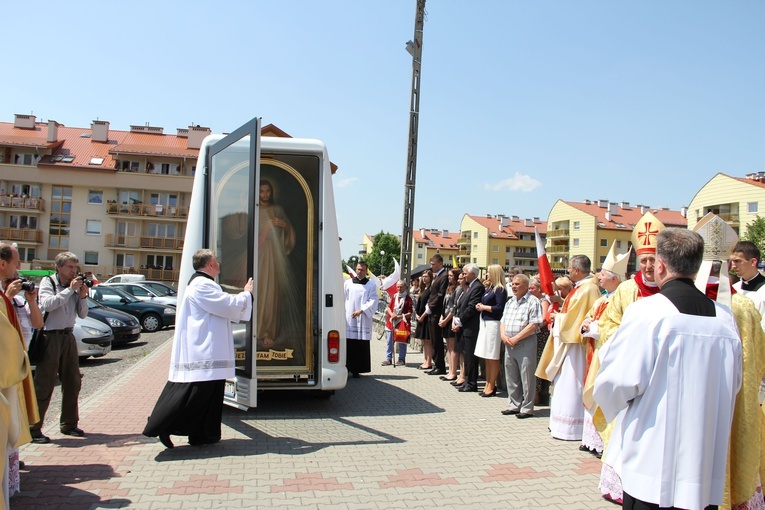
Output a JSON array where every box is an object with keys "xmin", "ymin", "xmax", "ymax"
[
  {"xmin": 397, "ymin": 359, "xmax": 406, "ymax": 365},
  {"xmin": 18, "ymin": 460, "xmax": 26, "ymax": 469},
  {"xmin": 159, "ymin": 433, "xmax": 174, "ymax": 449},
  {"xmin": 501, "ymin": 409, "xmax": 520, "ymax": 416},
  {"xmin": 381, "ymin": 359, "xmax": 392, "ymax": 366},
  {"xmin": 578, "ymin": 444, "xmax": 590, "ymax": 452},
  {"xmin": 31, "ymin": 433, "xmax": 51, "ymax": 444},
  {"xmin": 516, "ymin": 413, "xmax": 533, "ymax": 419},
  {"xmin": 427, "ymin": 368, "xmax": 446, "ymax": 376},
  {"xmin": 480, "ymin": 388, "xmax": 497, "ymax": 397},
  {"xmin": 61, "ymin": 427, "xmax": 85, "ymax": 437},
  {"xmin": 440, "ymin": 375, "xmax": 457, "ymax": 381},
  {"xmin": 458, "ymin": 384, "xmax": 477, "ymax": 392},
  {"xmin": 451, "ymin": 379, "xmax": 466, "ymax": 386}
]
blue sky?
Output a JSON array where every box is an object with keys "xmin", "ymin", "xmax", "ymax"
[{"xmin": 2, "ymin": 1, "xmax": 763, "ymax": 260}]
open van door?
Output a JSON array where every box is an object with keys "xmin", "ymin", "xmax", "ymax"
[{"xmin": 205, "ymin": 117, "xmax": 261, "ymax": 409}]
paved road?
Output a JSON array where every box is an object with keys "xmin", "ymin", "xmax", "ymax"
[{"xmin": 15, "ymin": 334, "xmax": 611, "ymax": 509}]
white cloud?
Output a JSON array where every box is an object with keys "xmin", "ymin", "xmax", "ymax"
[
  {"xmin": 335, "ymin": 177, "xmax": 358, "ymax": 188},
  {"xmin": 484, "ymin": 172, "xmax": 541, "ymax": 192}
]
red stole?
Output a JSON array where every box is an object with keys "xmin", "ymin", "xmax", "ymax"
[
  {"xmin": 705, "ymin": 282, "xmax": 737, "ymax": 301},
  {"xmin": 634, "ymin": 271, "xmax": 660, "ymax": 298}
]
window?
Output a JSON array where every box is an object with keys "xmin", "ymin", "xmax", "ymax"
[
  {"xmin": 147, "ymin": 223, "xmax": 176, "ymax": 238},
  {"xmin": 749, "ymin": 202, "xmax": 759, "ymax": 214},
  {"xmin": 146, "ymin": 255, "xmax": 173, "ymax": 270},
  {"xmin": 417, "ymin": 243, "xmax": 423, "ymax": 249},
  {"xmin": 600, "ymin": 239, "xmax": 608, "ymax": 247},
  {"xmin": 472, "ymin": 258, "xmax": 477, "ymax": 263},
  {"xmin": 10, "ymin": 215, "xmax": 37, "ymax": 229},
  {"xmin": 493, "ymin": 245, "xmax": 499, "ymax": 252},
  {"xmin": 573, "ymin": 221, "xmax": 580, "ymax": 230},
  {"xmin": 49, "ymin": 186, "xmax": 72, "ymax": 250},
  {"xmin": 86, "ymin": 220, "xmax": 102, "ymax": 235},
  {"xmin": 600, "ymin": 256, "xmax": 606, "ymax": 264},
  {"xmin": 17, "ymin": 247, "xmax": 35, "ymax": 262},
  {"xmin": 506, "ymin": 246, "xmax": 511, "ymax": 253},
  {"xmin": 616, "ymin": 240, "xmax": 622, "ymax": 249},
  {"xmin": 473, "ymin": 232, "xmax": 478, "ymax": 239},
  {"xmin": 116, "ymin": 253, "xmax": 135, "ymax": 268},
  {"xmin": 10, "ymin": 184, "xmax": 41, "ymax": 197},
  {"xmin": 417, "ymin": 253, "xmax": 423, "ymax": 259},
  {"xmin": 88, "ymin": 190, "xmax": 103, "ymax": 204},
  {"xmin": 161, "ymin": 163, "xmax": 170, "ymax": 174},
  {"xmin": 492, "ymin": 258, "xmax": 498, "ymax": 264},
  {"xmin": 573, "ymin": 238, "xmax": 580, "ymax": 247},
  {"xmin": 84, "ymin": 251, "xmax": 99, "ymax": 265},
  {"xmin": 89, "ymin": 157, "xmax": 104, "ymax": 165}
]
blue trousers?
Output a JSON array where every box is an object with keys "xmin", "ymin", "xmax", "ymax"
[{"xmin": 385, "ymin": 329, "xmax": 408, "ymax": 362}]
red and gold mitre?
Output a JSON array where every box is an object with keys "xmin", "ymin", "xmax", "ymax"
[{"xmin": 630, "ymin": 212, "xmax": 665, "ymax": 256}]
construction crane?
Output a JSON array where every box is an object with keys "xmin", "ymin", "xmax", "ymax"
[{"xmin": 399, "ymin": 0, "xmax": 426, "ymax": 279}]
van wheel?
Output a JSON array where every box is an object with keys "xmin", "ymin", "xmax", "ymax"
[{"xmin": 141, "ymin": 313, "xmax": 162, "ymax": 332}]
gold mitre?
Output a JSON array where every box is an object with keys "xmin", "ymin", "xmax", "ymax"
[
  {"xmin": 602, "ymin": 241, "xmax": 631, "ymax": 279},
  {"xmin": 692, "ymin": 212, "xmax": 738, "ymax": 306},
  {"xmin": 631, "ymin": 212, "xmax": 665, "ymax": 256},
  {"xmin": 692, "ymin": 212, "xmax": 738, "ymax": 261}
]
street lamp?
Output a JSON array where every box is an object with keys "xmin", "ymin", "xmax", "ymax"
[{"xmin": 380, "ymin": 250, "xmax": 385, "ymax": 276}]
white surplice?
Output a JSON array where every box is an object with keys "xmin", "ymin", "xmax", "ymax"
[
  {"xmin": 344, "ymin": 279, "xmax": 378, "ymax": 341},
  {"xmin": 594, "ymin": 294, "xmax": 743, "ymax": 510},
  {"xmin": 169, "ymin": 275, "xmax": 253, "ymax": 383}
]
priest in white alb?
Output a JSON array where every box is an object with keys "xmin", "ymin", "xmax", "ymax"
[
  {"xmin": 344, "ymin": 261, "xmax": 378, "ymax": 377},
  {"xmin": 594, "ymin": 228, "xmax": 743, "ymax": 510}
]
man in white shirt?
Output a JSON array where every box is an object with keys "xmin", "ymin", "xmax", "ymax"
[{"xmin": 594, "ymin": 228, "xmax": 743, "ymax": 510}]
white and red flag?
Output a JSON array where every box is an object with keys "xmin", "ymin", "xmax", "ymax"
[
  {"xmin": 535, "ymin": 227, "xmax": 555, "ymax": 299},
  {"xmin": 381, "ymin": 259, "xmax": 401, "ymax": 300}
]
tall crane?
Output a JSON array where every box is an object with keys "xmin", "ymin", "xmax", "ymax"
[{"xmin": 400, "ymin": 0, "xmax": 426, "ymax": 279}]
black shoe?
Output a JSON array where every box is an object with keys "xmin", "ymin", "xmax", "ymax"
[
  {"xmin": 427, "ymin": 368, "xmax": 446, "ymax": 376},
  {"xmin": 516, "ymin": 413, "xmax": 534, "ymax": 419},
  {"xmin": 159, "ymin": 433, "xmax": 174, "ymax": 449},
  {"xmin": 458, "ymin": 384, "xmax": 477, "ymax": 392},
  {"xmin": 480, "ymin": 388, "xmax": 497, "ymax": 397},
  {"xmin": 578, "ymin": 444, "xmax": 590, "ymax": 452},
  {"xmin": 31, "ymin": 433, "xmax": 51, "ymax": 444},
  {"xmin": 351, "ymin": 372, "xmax": 360, "ymax": 378},
  {"xmin": 18, "ymin": 460, "xmax": 26, "ymax": 469},
  {"xmin": 501, "ymin": 409, "xmax": 520, "ymax": 416},
  {"xmin": 61, "ymin": 427, "xmax": 85, "ymax": 437},
  {"xmin": 189, "ymin": 436, "xmax": 220, "ymax": 446}
]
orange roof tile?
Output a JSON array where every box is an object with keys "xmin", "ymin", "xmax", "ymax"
[
  {"xmin": 110, "ymin": 144, "xmax": 199, "ymax": 158},
  {"xmin": 563, "ymin": 201, "xmax": 687, "ymax": 230},
  {"xmin": 735, "ymin": 176, "xmax": 765, "ymax": 190},
  {"xmin": 413, "ymin": 229, "xmax": 460, "ymax": 250},
  {"xmin": 467, "ymin": 215, "xmax": 547, "ymax": 239}
]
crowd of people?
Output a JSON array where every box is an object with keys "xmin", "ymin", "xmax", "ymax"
[{"xmin": 359, "ymin": 211, "xmax": 765, "ymax": 510}]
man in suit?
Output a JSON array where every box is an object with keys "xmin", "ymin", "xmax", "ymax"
[
  {"xmin": 452, "ymin": 264, "xmax": 484, "ymax": 392},
  {"xmin": 426, "ymin": 254, "xmax": 449, "ymax": 375}
]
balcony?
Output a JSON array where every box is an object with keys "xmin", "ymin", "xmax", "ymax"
[
  {"xmin": 106, "ymin": 202, "xmax": 189, "ymax": 219},
  {"xmin": 82, "ymin": 265, "xmax": 180, "ymax": 284},
  {"xmin": 104, "ymin": 234, "xmax": 184, "ymax": 251},
  {"xmin": 550, "ymin": 261, "xmax": 568, "ymax": 270},
  {"xmin": 457, "ymin": 236, "xmax": 471, "ymax": 246},
  {"xmin": 547, "ymin": 245, "xmax": 569, "ymax": 254},
  {"xmin": 0, "ymin": 227, "xmax": 43, "ymax": 243},
  {"xmin": 0, "ymin": 195, "xmax": 45, "ymax": 212},
  {"xmin": 513, "ymin": 250, "xmax": 538, "ymax": 259},
  {"xmin": 546, "ymin": 228, "xmax": 569, "ymax": 238}
]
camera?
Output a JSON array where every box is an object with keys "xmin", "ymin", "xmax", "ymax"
[
  {"xmin": 77, "ymin": 273, "xmax": 94, "ymax": 288},
  {"xmin": 19, "ymin": 278, "xmax": 35, "ymax": 292}
]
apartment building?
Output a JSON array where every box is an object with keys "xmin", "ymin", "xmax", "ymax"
[
  {"xmin": 0, "ymin": 113, "xmax": 290, "ymax": 282},
  {"xmin": 687, "ymin": 172, "xmax": 765, "ymax": 234},
  {"xmin": 456, "ymin": 214, "xmax": 546, "ymax": 272},
  {"xmin": 412, "ymin": 228, "xmax": 459, "ymax": 267},
  {"xmin": 545, "ymin": 199, "xmax": 687, "ymax": 272}
]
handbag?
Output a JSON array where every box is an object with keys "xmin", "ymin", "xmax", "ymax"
[
  {"xmin": 27, "ymin": 275, "xmax": 55, "ymax": 364},
  {"xmin": 27, "ymin": 328, "xmax": 46, "ymax": 364},
  {"xmin": 393, "ymin": 319, "xmax": 411, "ymax": 343}
]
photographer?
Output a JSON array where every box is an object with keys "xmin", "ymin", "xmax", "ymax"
[
  {"xmin": 30, "ymin": 251, "xmax": 88, "ymax": 444},
  {"xmin": 3, "ymin": 274, "xmax": 43, "ymax": 347}
]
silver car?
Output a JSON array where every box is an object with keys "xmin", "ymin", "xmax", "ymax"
[
  {"xmin": 74, "ymin": 315, "xmax": 113, "ymax": 359},
  {"xmin": 101, "ymin": 282, "xmax": 177, "ymax": 307}
]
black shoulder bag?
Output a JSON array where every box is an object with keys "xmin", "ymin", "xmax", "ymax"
[{"xmin": 27, "ymin": 276, "xmax": 55, "ymax": 364}]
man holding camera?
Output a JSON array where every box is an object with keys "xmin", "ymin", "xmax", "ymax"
[{"xmin": 31, "ymin": 251, "xmax": 88, "ymax": 443}]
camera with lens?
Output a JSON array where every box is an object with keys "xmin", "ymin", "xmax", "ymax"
[
  {"xmin": 77, "ymin": 273, "xmax": 94, "ymax": 288},
  {"xmin": 19, "ymin": 278, "xmax": 35, "ymax": 292}
]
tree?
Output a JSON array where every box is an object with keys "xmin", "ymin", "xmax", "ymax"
[
  {"xmin": 363, "ymin": 231, "xmax": 401, "ymax": 278},
  {"xmin": 743, "ymin": 216, "xmax": 765, "ymax": 255}
]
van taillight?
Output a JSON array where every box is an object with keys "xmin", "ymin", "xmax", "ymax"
[{"xmin": 328, "ymin": 330, "xmax": 340, "ymax": 363}]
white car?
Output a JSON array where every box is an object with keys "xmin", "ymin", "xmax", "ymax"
[
  {"xmin": 103, "ymin": 274, "xmax": 146, "ymax": 284},
  {"xmin": 74, "ymin": 315, "xmax": 113, "ymax": 359}
]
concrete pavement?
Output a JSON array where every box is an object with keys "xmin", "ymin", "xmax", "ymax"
[{"xmin": 12, "ymin": 336, "xmax": 612, "ymax": 509}]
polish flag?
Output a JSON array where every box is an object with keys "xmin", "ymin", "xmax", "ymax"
[
  {"xmin": 381, "ymin": 259, "xmax": 401, "ymax": 300},
  {"xmin": 535, "ymin": 227, "xmax": 555, "ymax": 297}
]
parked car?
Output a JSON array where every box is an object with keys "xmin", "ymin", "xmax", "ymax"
[
  {"xmin": 103, "ymin": 274, "xmax": 146, "ymax": 284},
  {"xmin": 85, "ymin": 297, "xmax": 142, "ymax": 344},
  {"xmin": 74, "ymin": 315, "xmax": 113, "ymax": 359},
  {"xmin": 102, "ymin": 281, "xmax": 177, "ymax": 306},
  {"xmin": 89, "ymin": 286, "xmax": 176, "ymax": 332}
]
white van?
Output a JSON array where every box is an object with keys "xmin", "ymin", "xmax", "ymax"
[{"xmin": 178, "ymin": 117, "xmax": 347, "ymax": 409}]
